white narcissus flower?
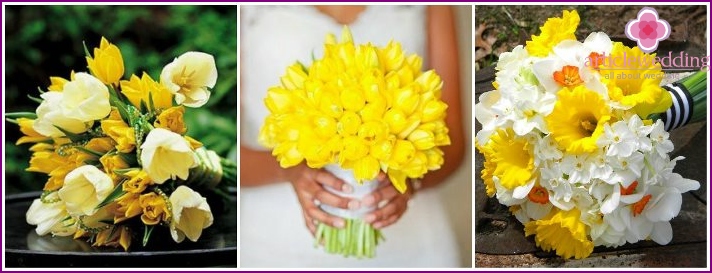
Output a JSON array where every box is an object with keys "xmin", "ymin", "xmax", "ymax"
[
  {"xmin": 597, "ymin": 120, "xmax": 638, "ymax": 158},
  {"xmin": 58, "ymin": 165, "xmax": 114, "ymax": 216},
  {"xmin": 33, "ymin": 92, "xmax": 90, "ymax": 137},
  {"xmin": 26, "ymin": 192, "xmax": 77, "ymax": 236},
  {"xmin": 169, "ymin": 186, "xmax": 213, "ymax": 243},
  {"xmin": 60, "ymin": 72, "xmax": 111, "ymax": 122},
  {"xmin": 160, "ymin": 51, "xmax": 217, "ymax": 108},
  {"xmin": 649, "ymin": 120, "xmax": 674, "ymax": 158},
  {"xmin": 140, "ymin": 128, "xmax": 197, "ymax": 183}
]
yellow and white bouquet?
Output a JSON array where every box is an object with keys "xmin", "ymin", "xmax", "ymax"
[
  {"xmin": 9, "ymin": 37, "xmax": 236, "ymax": 251},
  {"xmin": 259, "ymin": 27, "xmax": 450, "ymax": 258},
  {"xmin": 475, "ymin": 10, "xmax": 704, "ymax": 259}
]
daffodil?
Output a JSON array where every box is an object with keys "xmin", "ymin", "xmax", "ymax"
[
  {"xmin": 545, "ymin": 85, "xmax": 611, "ymax": 154},
  {"xmin": 480, "ymin": 128, "xmax": 535, "ymax": 190},
  {"xmin": 120, "ymin": 72, "xmax": 174, "ymax": 110},
  {"xmin": 602, "ymin": 42, "xmax": 672, "ymax": 118},
  {"xmin": 160, "ymin": 51, "xmax": 217, "ymax": 108},
  {"xmin": 526, "ymin": 10, "xmax": 580, "ymax": 57},
  {"xmin": 524, "ymin": 208, "xmax": 594, "ymax": 259},
  {"xmin": 86, "ymin": 37, "xmax": 124, "ymax": 85}
]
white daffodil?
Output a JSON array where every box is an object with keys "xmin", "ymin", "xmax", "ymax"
[
  {"xmin": 511, "ymin": 89, "xmax": 556, "ymax": 136},
  {"xmin": 534, "ymin": 135, "xmax": 563, "ymax": 162},
  {"xmin": 625, "ymin": 115, "xmax": 653, "ymax": 152},
  {"xmin": 58, "ymin": 165, "xmax": 114, "ymax": 216},
  {"xmin": 589, "ymin": 153, "xmax": 614, "ymax": 181},
  {"xmin": 531, "ymin": 40, "xmax": 607, "ymax": 96},
  {"xmin": 597, "ymin": 120, "xmax": 638, "ymax": 157},
  {"xmin": 649, "ymin": 120, "xmax": 674, "ymax": 158},
  {"xmin": 560, "ymin": 154, "xmax": 594, "ymax": 184},
  {"xmin": 140, "ymin": 128, "xmax": 197, "ymax": 183},
  {"xmin": 169, "ymin": 186, "xmax": 213, "ymax": 243},
  {"xmin": 60, "ymin": 72, "xmax": 111, "ymax": 122},
  {"xmin": 589, "ymin": 218, "xmax": 627, "ymax": 248},
  {"xmin": 474, "ymin": 89, "xmax": 504, "ymax": 145},
  {"xmin": 26, "ymin": 192, "xmax": 77, "ymax": 236},
  {"xmin": 609, "ymin": 151, "xmax": 645, "ymax": 186},
  {"xmin": 160, "ymin": 51, "xmax": 217, "ymax": 108},
  {"xmin": 33, "ymin": 92, "xmax": 90, "ymax": 137}
]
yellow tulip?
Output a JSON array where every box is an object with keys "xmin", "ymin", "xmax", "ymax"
[
  {"xmin": 100, "ymin": 153, "xmax": 129, "ymax": 183},
  {"xmin": 337, "ymin": 111, "xmax": 362, "ymax": 136},
  {"xmin": 421, "ymin": 99, "xmax": 448, "ymax": 123},
  {"xmin": 154, "ymin": 106, "xmax": 187, "ymax": 135},
  {"xmin": 353, "ymin": 156, "xmax": 380, "ymax": 182},
  {"xmin": 101, "ymin": 109, "xmax": 136, "ymax": 153},
  {"xmin": 114, "ymin": 193, "xmax": 142, "ymax": 223},
  {"xmin": 370, "ymin": 137, "xmax": 395, "ymax": 162},
  {"xmin": 407, "ymin": 129, "xmax": 436, "ymax": 150},
  {"xmin": 401, "ymin": 151, "xmax": 428, "ymax": 178},
  {"xmin": 357, "ymin": 121, "xmax": 388, "ymax": 145},
  {"xmin": 48, "ymin": 74, "xmax": 72, "ymax": 92},
  {"xmin": 280, "ymin": 64, "xmax": 308, "ymax": 90},
  {"xmin": 16, "ymin": 118, "xmax": 49, "ymax": 145},
  {"xmin": 378, "ymin": 41, "xmax": 405, "ymax": 72},
  {"xmin": 120, "ymin": 72, "xmax": 173, "ymax": 110},
  {"xmin": 359, "ymin": 99, "xmax": 387, "ymax": 123},
  {"xmin": 424, "ymin": 148, "xmax": 445, "ymax": 171},
  {"xmin": 393, "ymin": 87, "xmax": 420, "ymax": 116},
  {"xmin": 139, "ymin": 192, "xmax": 171, "ymax": 225},
  {"xmin": 416, "ymin": 70, "xmax": 444, "ymax": 95},
  {"xmin": 340, "ymin": 87, "xmax": 366, "ymax": 112},
  {"xmin": 169, "ymin": 186, "xmax": 213, "ymax": 243},
  {"xmin": 389, "ymin": 140, "xmax": 416, "ymax": 168},
  {"xmin": 340, "ymin": 136, "xmax": 369, "ymax": 163},
  {"xmin": 265, "ymin": 87, "xmax": 296, "ymax": 114},
  {"xmin": 86, "ymin": 37, "xmax": 124, "ymax": 85}
]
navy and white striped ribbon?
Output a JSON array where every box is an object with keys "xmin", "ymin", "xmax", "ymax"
[{"xmin": 660, "ymin": 82, "xmax": 694, "ymax": 132}]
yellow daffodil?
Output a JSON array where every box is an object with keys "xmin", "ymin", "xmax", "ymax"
[
  {"xmin": 139, "ymin": 192, "xmax": 171, "ymax": 225},
  {"xmin": 154, "ymin": 106, "xmax": 187, "ymax": 135},
  {"xmin": 545, "ymin": 86, "xmax": 611, "ymax": 154},
  {"xmin": 526, "ymin": 10, "xmax": 580, "ymax": 57},
  {"xmin": 524, "ymin": 208, "xmax": 594, "ymax": 259},
  {"xmin": 477, "ymin": 144, "xmax": 497, "ymax": 197},
  {"xmin": 120, "ymin": 72, "xmax": 174, "ymax": 110},
  {"xmin": 602, "ymin": 42, "xmax": 672, "ymax": 118},
  {"xmin": 480, "ymin": 128, "xmax": 535, "ymax": 190},
  {"xmin": 101, "ymin": 109, "xmax": 135, "ymax": 153},
  {"xmin": 160, "ymin": 51, "xmax": 217, "ymax": 108},
  {"xmin": 86, "ymin": 37, "xmax": 124, "ymax": 85},
  {"xmin": 169, "ymin": 186, "xmax": 213, "ymax": 243}
]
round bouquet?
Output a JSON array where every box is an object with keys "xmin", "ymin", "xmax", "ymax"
[
  {"xmin": 258, "ymin": 27, "xmax": 450, "ymax": 258},
  {"xmin": 9, "ymin": 37, "xmax": 237, "ymax": 250},
  {"xmin": 475, "ymin": 10, "xmax": 704, "ymax": 259}
]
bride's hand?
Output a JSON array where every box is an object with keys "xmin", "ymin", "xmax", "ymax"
[
  {"xmin": 287, "ymin": 164, "xmax": 360, "ymax": 234},
  {"xmin": 361, "ymin": 174, "xmax": 416, "ymax": 229}
]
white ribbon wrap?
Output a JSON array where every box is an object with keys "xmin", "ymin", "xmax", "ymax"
[{"xmin": 320, "ymin": 164, "xmax": 379, "ymax": 219}]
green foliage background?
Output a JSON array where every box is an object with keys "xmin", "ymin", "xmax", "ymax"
[{"xmin": 4, "ymin": 5, "xmax": 238, "ymax": 194}]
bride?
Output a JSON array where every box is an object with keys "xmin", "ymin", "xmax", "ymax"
[{"xmin": 240, "ymin": 5, "xmax": 465, "ymax": 268}]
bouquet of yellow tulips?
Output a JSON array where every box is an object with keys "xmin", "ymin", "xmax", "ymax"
[
  {"xmin": 8, "ymin": 37, "xmax": 237, "ymax": 251},
  {"xmin": 259, "ymin": 27, "xmax": 451, "ymax": 258}
]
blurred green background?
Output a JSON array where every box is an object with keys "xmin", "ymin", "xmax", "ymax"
[{"xmin": 4, "ymin": 5, "xmax": 238, "ymax": 194}]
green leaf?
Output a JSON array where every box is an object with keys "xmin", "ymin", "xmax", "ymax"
[
  {"xmin": 27, "ymin": 95, "xmax": 43, "ymax": 104},
  {"xmin": 5, "ymin": 112, "xmax": 37, "ymax": 119},
  {"xmin": 54, "ymin": 126, "xmax": 86, "ymax": 143},
  {"xmin": 95, "ymin": 180, "xmax": 125, "ymax": 209},
  {"xmin": 75, "ymin": 146, "xmax": 104, "ymax": 158},
  {"xmin": 82, "ymin": 40, "xmax": 92, "ymax": 58},
  {"xmin": 142, "ymin": 225, "xmax": 155, "ymax": 247}
]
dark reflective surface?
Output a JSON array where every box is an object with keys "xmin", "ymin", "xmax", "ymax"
[{"xmin": 4, "ymin": 189, "xmax": 237, "ymax": 267}]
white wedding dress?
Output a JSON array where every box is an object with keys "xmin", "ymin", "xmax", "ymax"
[{"xmin": 240, "ymin": 5, "xmax": 460, "ymax": 268}]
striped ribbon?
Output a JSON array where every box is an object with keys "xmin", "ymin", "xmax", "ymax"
[{"xmin": 660, "ymin": 82, "xmax": 694, "ymax": 132}]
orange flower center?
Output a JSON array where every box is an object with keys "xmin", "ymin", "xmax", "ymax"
[
  {"xmin": 587, "ymin": 52, "xmax": 604, "ymax": 68},
  {"xmin": 528, "ymin": 185, "xmax": 550, "ymax": 204},
  {"xmin": 620, "ymin": 181, "xmax": 638, "ymax": 195},
  {"xmin": 553, "ymin": 65, "xmax": 584, "ymax": 87},
  {"xmin": 632, "ymin": 194, "xmax": 652, "ymax": 217}
]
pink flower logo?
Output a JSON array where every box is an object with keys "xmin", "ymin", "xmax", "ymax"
[{"xmin": 625, "ymin": 7, "xmax": 671, "ymax": 53}]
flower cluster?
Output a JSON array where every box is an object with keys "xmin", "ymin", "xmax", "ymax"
[
  {"xmin": 14, "ymin": 37, "xmax": 236, "ymax": 251},
  {"xmin": 259, "ymin": 27, "xmax": 450, "ymax": 194},
  {"xmin": 475, "ymin": 10, "xmax": 700, "ymax": 259}
]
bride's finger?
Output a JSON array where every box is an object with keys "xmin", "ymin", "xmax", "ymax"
[
  {"xmin": 363, "ymin": 196, "xmax": 406, "ymax": 224},
  {"xmin": 314, "ymin": 189, "xmax": 360, "ymax": 210},
  {"xmin": 312, "ymin": 169, "xmax": 352, "ymax": 194},
  {"xmin": 305, "ymin": 203, "xmax": 345, "ymax": 229},
  {"xmin": 372, "ymin": 213, "xmax": 402, "ymax": 229},
  {"xmin": 303, "ymin": 212, "xmax": 317, "ymax": 234},
  {"xmin": 361, "ymin": 184, "xmax": 399, "ymax": 207}
]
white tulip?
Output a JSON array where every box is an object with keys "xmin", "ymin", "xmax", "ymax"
[
  {"xmin": 169, "ymin": 186, "xmax": 213, "ymax": 243},
  {"xmin": 60, "ymin": 72, "xmax": 111, "ymax": 122},
  {"xmin": 33, "ymin": 92, "xmax": 90, "ymax": 137},
  {"xmin": 58, "ymin": 165, "xmax": 114, "ymax": 216},
  {"xmin": 140, "ymin": 128, "xmax": 196, "ymax": 183},
  {"xmin": 160, "ymin": 51, "xmax": 217, "ymax": 108},
  {"xmin": 26, "ymin": 192, "xmax": 77, "ymax": 236}
]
